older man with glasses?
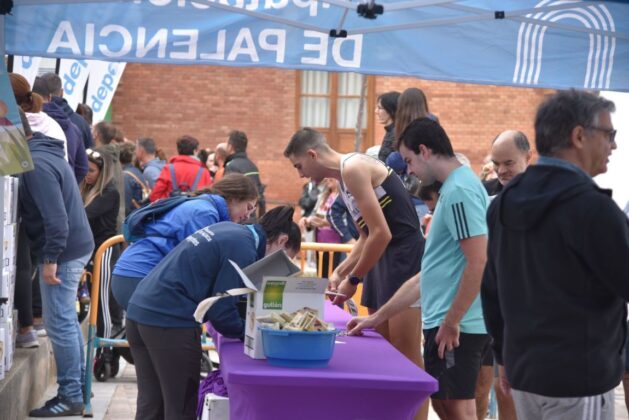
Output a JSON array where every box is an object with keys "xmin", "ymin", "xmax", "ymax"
[{"xmin": 481, "ymin": 89, "xmax": 629, "ymax": 420}]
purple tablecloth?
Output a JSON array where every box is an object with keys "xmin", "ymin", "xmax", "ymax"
[{"xmin": 218, "ymin": 302, "xmax": 438, "ymax": 420}]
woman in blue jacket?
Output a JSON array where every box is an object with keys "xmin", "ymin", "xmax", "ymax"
[
  {"xmin": 111, "ymin": 173, "xmax": 259, "ymax": 309},
  {"xmin": 126, "ymin": 206, "xmax": 301, "ymax": 420}
]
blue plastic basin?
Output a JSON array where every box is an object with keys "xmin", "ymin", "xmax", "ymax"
[{"xmin": 259, "ymin": 328, "xmax": 337, "ymax": 368}]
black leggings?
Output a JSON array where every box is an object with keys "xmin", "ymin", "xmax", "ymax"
[{"xmin": 126, "ymin": 320, "xmax": 201, "ymax": 420}]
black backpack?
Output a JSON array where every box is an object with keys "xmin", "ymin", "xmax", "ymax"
[{"xmin": 169, "ymin": 164, "xmax": 205, "ymax": 197}]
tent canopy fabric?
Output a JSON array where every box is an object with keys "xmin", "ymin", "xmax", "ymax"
[{"xmin": 5, "ymin": 0, "xmax": 629, "ymax": 91}]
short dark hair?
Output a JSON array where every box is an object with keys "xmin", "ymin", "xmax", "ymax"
[
  {"xmin": 535, "ymin": 89, "xmax": 615, "ymax": 157},
  {"xmin": 398, "ymin": 117, "xmax": 455, "ymax": 158},
  {"xmin": 377, "ymin": 91, "xmax": 401, "ymax": 121},
  {"xmin": 176, "ymin": 135, "xmax": 199, "ymax": 155},
  {"xmin": 137, "ymin": 137, "xmax": 156, "ymax": 155},
  {"xmin": 283, "ymin": 127, "xmax": 328, "ymax": 157},
  {"xmin": 34, "ymin": 73, "xmax": 62, "ymax": 97},
  {"xmin": 228, "ymin": 130, "xmax": 248, "ymax": 153},
  {"xmin": 76, "ymin": 103, "xmax": 93, "ymax": 125},
  {"xmin": 118, "ymin": 142, "xmax": 135, "ymax": 165},
  {"xmin": 94, "ymin": 121, "xmax": 117, "ymax": 145}
]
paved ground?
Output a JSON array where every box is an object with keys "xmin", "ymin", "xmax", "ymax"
[{"xmin": 36, "ymin": 361, "xmax": 629, "ymax": 420}]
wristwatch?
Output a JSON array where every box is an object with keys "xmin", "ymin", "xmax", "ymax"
[{"xmin": 348, "ymin": 274, "xmax": 362, "ymax": 286}]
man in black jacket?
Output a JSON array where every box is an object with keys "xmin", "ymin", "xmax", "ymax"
[
  {"xmin": 481, "ymin": 89, "xmax": 629, "ymax": 420},
  {"xmin": 224, "ymin": 130, "xmax": 265, "ymax": 217}
]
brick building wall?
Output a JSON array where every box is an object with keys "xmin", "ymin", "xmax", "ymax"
[{"xmin": 112, "ymin": 64, "xmax": 552, "ymax": 206}]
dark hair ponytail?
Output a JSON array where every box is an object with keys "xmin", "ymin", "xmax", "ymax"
[
  {"xmin": 258, "ymin": 206, "xmax": 300, "ymax": 253},
  {"xmin": 192, "ymin": 173, "xmax": 258, "ymax": 203}
]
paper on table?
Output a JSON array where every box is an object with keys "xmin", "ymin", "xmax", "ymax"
[{"xmin": 193, "ymin": 259, "xmax": 261, "ymax": 323}]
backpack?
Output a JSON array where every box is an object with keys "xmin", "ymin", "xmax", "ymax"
[
  {"xmin": 122, "ymin": 194, "xmax": 218, "ymax": 242},
  {"xmin": 123, "ymin": 170, "xmax": 151, "ymax": 209},
  {"xmin": 169, "ymin": 164, "xmax": 205, "ymax": 197}
]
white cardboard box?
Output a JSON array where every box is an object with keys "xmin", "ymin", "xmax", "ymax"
[
  {"xmin": 2, "ymin": 224, "xmax": 15, "ymax": 270},
  {"xmin": 0, "ymin": 326, "xmax": 5, "ymax": 380},
  {"xmin": 3, "ymin": 320, "xmax": 13, "ymax": 372},
  {"xmin": 236, "ymin": 251, "xmax": 327, "ymax": 359},
  {"xmin": 200, "ymin": 393, "xmax": 229, "ymax": 420},
  {"xmin": 0, "ymin": 303, "xmax": 10, "ymax": 324}
]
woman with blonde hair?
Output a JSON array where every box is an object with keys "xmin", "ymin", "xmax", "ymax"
[{"xmin": 81, "ymin": 148, "xmax": 124, "ymax": 378}]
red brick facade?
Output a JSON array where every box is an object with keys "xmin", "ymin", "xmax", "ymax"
[{"xmin": 112, "ymin": 64, "xmax": 552, "ymax": 206}]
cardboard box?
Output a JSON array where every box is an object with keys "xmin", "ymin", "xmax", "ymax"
[
  {"xmin": 3, "ymin": 320, "xmax": 13, "ymax": 372},
  {"xmin": 2, "ymin": 224, "xmax": 15, "ymax": 270},
  {"xmin": 0, "ymin": 326, "xmax": 4, "ymax": 380},
  {"xmin": 0, "ymin": 271, "xmax": 8, "ymax": 302},
  {"xmin": 235, "ymin": 250, "xmax": 327, "ymax": 359},
  {"xmin": 0, "ymin": 304, "xmax": 9, "ymax": 324},
  {"xmin": 200, "ymin": 393, "xmax": 229, "ymax": 420},
  {"xmin": 10, "ymin": 177, "xmax": 18, "ymax": 226}
]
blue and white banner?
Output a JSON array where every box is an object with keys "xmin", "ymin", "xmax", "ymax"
[
  {"xmin": 86, "ymin": 61, "xmax": 126, "ymax": 123},
  {"xmin": 58, "ymin": 59, "xmax": 90, "ymax": 111},
  {"xmin": 5, "ymin": 0, "xmax": 629, "ymax": 91},
  {"xmin": 12, "ymin": 56, "xmax": 41, "ymax": 87}
]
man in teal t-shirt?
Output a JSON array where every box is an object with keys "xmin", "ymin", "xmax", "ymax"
[
  {"xmin": 348, "ymin": 118, "xmax": 490, "ymax": 420},
  {"xmin": 421, "ymin": 165, "xmax": 489, "ymax": 334}
]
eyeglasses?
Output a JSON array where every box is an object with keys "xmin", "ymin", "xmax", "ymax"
[{"xmin": 586, "ymin": 126, "xmax": 617, "ymax": 144}]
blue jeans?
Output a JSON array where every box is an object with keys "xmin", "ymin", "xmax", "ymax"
[{"xmin": 39, "ymin": 253, "xmax": 91, "ymax": 403}]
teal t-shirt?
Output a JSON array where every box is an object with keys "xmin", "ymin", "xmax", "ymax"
[{"xmin": 420, "ymin": 166, "xmax": 489, "ymax": 333}]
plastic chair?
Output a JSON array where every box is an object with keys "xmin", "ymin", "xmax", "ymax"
[{"xmin": 298, "ymin": 242, "xmax": 368, "ymax": 317}]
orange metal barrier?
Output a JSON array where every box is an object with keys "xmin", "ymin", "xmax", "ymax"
[{"xmin": 299, "ymin": 242, "xmax": 369, "ymax": 317}]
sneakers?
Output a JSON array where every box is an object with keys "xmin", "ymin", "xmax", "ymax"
[
  {"xmin": 33, "ymin": 322, "xmax": 47, "ymax": 337},
  {"xmin": 29, "ymin": 396, "xmax": 84, "ymax": 417},
  {"xmin": 16, "ymin": 330, "xmax": 39, "ymax": 348}
]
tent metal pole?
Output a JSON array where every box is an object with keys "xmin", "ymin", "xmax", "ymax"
[{"xmin": 0, "ymin": 15, "xmax": 5, "ymax": 58}]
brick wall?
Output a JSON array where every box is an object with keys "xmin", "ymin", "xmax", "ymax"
[{"xmin": 112, "ymin": 64, "xmax": 552, "ymax": 206}]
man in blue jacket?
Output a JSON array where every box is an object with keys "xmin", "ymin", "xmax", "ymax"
[
  {"xmin": 18, "ymin": 111, "xmax": 95, "ymax": 417},
  {"xmin": 35, "ymin": 73, "xmax": 94, "ymax": 149},
  {"xmin": 33, "ymin": 76, "xmax": 88, "ymax": 184}
]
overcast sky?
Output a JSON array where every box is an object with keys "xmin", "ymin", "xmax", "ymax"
[{"xmin": 595, "ymin": 91, "xmax": 629, "ymax": 211}]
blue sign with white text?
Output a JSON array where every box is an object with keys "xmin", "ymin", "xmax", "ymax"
[{"xmin": 5, "ymin": 0, "xmax": 629, "ymax": 91}]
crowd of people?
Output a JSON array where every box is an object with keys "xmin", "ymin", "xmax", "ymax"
[
  {"xmin": 6, "ymin": 68, "xmax": 629, "ymax": 420},
  {"xmin": 288, "ymin": 88, "xmax": 628, "ymax": 420},
  {"xmin": 8, "ymin": 71, "xmax": 274, "ymax": 417}
]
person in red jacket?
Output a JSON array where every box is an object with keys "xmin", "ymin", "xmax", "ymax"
[{"xmin": 150, "ymin": 135, "xmax": 212, "ymax": 201}]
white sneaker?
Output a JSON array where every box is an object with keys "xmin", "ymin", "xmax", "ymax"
[
  {"xmin": 16, "ymin": 330, "xmax": 39, "ymax": 348},
  {"xmin": 34, "ymin": 323, "xmax": 47, "ymax": 337}
]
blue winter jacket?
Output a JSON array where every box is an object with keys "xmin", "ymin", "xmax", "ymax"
[
  {"xmin": 43, "ymin": 101, "xmax": 88, "ymax": 184},
  {"xmin": 113, "ymin": 194, "xmax": 230, "ymax": 278},
  {"xmin": 127, "ymin": 222, "xmax": 266, "ymax": 336},
  {"xmin": 51, "ymin": 96, "xmax": 94, "ymax": 149},
  {"xmin": 18, "ymin": 133, "xmax": 94, "ymax": 263}
]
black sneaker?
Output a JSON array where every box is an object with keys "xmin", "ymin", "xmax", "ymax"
[{"xmin": 29, "ymin": 396, "xmax": 83, "ymax": 417}]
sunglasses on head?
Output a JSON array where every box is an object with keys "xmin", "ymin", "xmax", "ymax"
[{"xmin": 86, "ymin": 148, "xmax": 104, "ymax": 167}]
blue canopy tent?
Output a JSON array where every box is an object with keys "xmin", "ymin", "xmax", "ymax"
[{"xmin": 3, "ymin": 0, "xmax": 629, "ymax": 91}]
